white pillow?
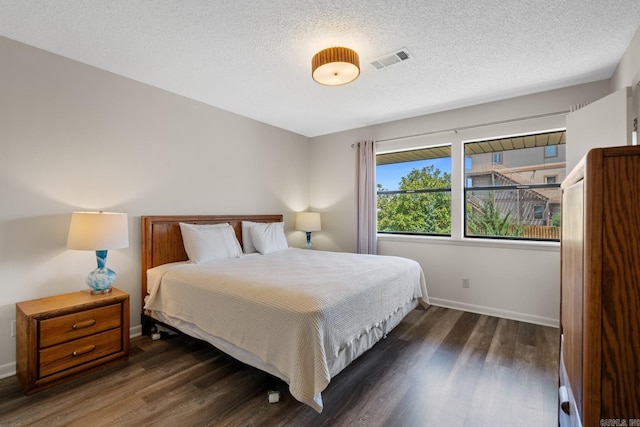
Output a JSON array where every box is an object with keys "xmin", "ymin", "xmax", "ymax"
[
  {"xmin": 250, "ymin": 222, "xmax": 288, "ymax": 254},
  {"xmin": 241, "ymin": 221, "xmax": 260, "ymax": 254},
  {"xmin": 179, "ymin": 222, "xmax": 242, "ymax": 264}
]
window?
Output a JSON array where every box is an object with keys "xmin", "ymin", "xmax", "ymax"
[
  {"xmin": 533, "ymin": 205, "xmax": 544, "ymax": 220},
  {"xmin": 544, "ymin": 145, "xmax": 558, "ymax": 158},
  {"xmin": 376, "ymin": 144, "xmax": 451, "ymax": 235},
  {"xmin": 464, "ymin": 130, "xmax": 565, "ymax": 240},
  {"xmin": 375, "ymin": 129, "xmax": 565, "ymax": 241}
]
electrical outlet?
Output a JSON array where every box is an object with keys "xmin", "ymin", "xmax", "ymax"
[
  {"xmin": 462, "ymin": 278, "xmax": 470, "ymax": 288},
  {"xmin": 11, "ymin": 320, "xmax": 16, "ymax": 337}
]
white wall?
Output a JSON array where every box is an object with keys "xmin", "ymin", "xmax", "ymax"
[
  {"xmin": 0, "ymin": 37, "xmax": 310, "ymax": 375},
  {"xmin": 566, "ymin": 87, "xmax": 633, "ymax": 172},
  {"xmin": 611, "ymin": 26, "xmax": 640, "ymax": 144},
  {"xmin": 611, "ymin": 26, "xmax": 640, "ymax": 94},
  {"xmin": 309, "ymin": 81, "xmax": 613, "ymax": 328},
  {"xmin": 307, "ymin": 127, "xmax": 373, "ymax": 252},
  {"xmin": 378, "ymin": 238, "xmax": 561, "ymax": 325}
]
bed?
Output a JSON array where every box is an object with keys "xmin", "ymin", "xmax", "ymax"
[{"xmin": 141, "ymin": 214, "xmax": 429, "ymax": 412}]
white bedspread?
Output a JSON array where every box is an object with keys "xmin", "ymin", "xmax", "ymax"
[{"xmin": 144, "ymin": 248, "xmax": 428, "ymax": 412}]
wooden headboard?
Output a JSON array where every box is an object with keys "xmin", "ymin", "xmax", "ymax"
[{"xmin": 140, "ymin": 214, "xmax": 283, "ymax": 308}]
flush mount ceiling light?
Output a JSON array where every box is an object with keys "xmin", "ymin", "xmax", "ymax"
[{"xmin": 312, "ymin": 47, "xmax": 360, "ymax": 86}]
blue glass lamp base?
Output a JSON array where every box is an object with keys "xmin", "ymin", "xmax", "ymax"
[
  {"xmin": 86, "ymin": 268, "xmax": 116, "ymax": 294},
  {"xmin": 86, "ymin": 249, "xmax": 116, "ymax": 294}
]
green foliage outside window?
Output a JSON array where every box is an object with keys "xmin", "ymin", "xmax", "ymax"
[
  {"xmin": 467, "ymin": 196, "xmax": 523, "ymax": 237},
  {"xmin": 377, "ymin": 165, "xmax": 451, "ymax": 235}
]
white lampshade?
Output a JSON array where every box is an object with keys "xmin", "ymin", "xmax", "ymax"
[
  {"xmin": 67, "ymin": 212, "xmax": 129, "ymax": 250},
  {"xmin": 296, "ymin": 212, "xmax": 321, "ymax": 232}
]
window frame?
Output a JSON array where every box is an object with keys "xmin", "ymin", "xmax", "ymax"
[
  {"xmin": 374, "ymin": 123, "xmax": 566, "ymax": 244},
  {"xmin": 463, "ymin": 131, "xmax": 564, "ymax": 242},
  {"xmin": 375, "ymin": 144, "xmax": 452, "ymax": 236},
  {"xmin": 533, "ymin": 204, "xmax": 545, "ymax": 220}
]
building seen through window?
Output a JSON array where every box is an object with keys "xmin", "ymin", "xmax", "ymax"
[{"xmin": 464, "ymin": 130, "xmax": 565, "ymax": 240}]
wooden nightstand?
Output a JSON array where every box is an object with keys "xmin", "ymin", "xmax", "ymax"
[{"xmin": 16, "ymin": 287, "xmax": 130, "ymax": 394}]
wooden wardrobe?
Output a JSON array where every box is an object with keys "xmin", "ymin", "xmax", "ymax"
[{"xmin": 560, "ymin": 146, "xmax": 640, "ymax": 426}]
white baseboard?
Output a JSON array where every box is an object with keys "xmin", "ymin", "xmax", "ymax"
[
  {"xmin": 428, "ymin": 297, "xmax": 559, "ymax": 328},
  {"xmin": 0, "ymin": 325, "xmax": 145, "ymax": 380},
  {"xmin": 0, "ymin": 362, "xmax": 16, "ymax": 380},
  {"xmin": 130, "ymin": 325, "xmax": 142, "ymax": 338}
]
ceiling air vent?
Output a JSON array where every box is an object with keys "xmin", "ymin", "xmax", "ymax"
[{"xmin": 371, "ymin": 48, "xmax": 412, "ymax": 70}]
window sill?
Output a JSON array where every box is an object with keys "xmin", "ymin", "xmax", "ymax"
[{"xmin": 377, "ymin": 233, "xmax": 560, "ymax": 252}]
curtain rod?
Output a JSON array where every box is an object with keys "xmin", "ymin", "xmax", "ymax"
[{"xmin": 373, "ymin": 109, "xmax": 569, "ymax": 145}]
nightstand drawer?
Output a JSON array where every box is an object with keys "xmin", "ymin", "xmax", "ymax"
[
  {"xmin": 39, "ymin": 328, "xmax": 123, "ymax": 378},
  {"xmin": 39, "ymin": 304, "xmax": 122, "ymax": 348}
]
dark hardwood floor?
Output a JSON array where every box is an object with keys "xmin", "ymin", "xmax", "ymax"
[{"xmin": 0, "ymin": 307, "xmax": 559, "ymax": 426}]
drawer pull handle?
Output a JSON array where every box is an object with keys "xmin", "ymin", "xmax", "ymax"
[
  {"xmin": 72, "ymin": 345, "xmax": 96, "ymax": 357},
  {"xmin": 72, "ymin": 319, "xmax": 96, "ymax": 330}
]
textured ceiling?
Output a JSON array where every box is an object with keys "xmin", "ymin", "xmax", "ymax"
[{"xmin": 1, "ymin": 1, "xmax": 639, "ymax": 137}]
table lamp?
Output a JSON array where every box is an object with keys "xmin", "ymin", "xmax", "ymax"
[
  {"xmin": 66, "ymin": 211, "xmax": 129, "ymax": 294},
  {"xmin": 296, "ymin": 212, "xmax": 321, "ymax": 249}
]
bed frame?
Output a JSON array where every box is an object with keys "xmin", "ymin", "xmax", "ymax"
[{"xmin": 140, "ymin": 214, "xmax": 283, "ymax": 333}]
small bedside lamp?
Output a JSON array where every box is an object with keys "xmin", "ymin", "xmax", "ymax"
[
  {"xmin": 66, "ymin": 211, "xmax": 129, "ymax": 294},
  {"xmin": 296, "ymin": 212, "xmax": 321, "ymax": 249}
]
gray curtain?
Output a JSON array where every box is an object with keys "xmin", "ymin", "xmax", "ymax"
[{"xmin": 355, "ymin": 140, "xmax": 377, "ymax": 254}]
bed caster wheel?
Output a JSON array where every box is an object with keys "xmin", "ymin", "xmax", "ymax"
[
  {"xmin": 150, "ymin": 327, "xmax": 161, "ymax": 341},
  {"xmin": 268, "ymin": 390, "xmax": 280, "ymax": 404}
]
